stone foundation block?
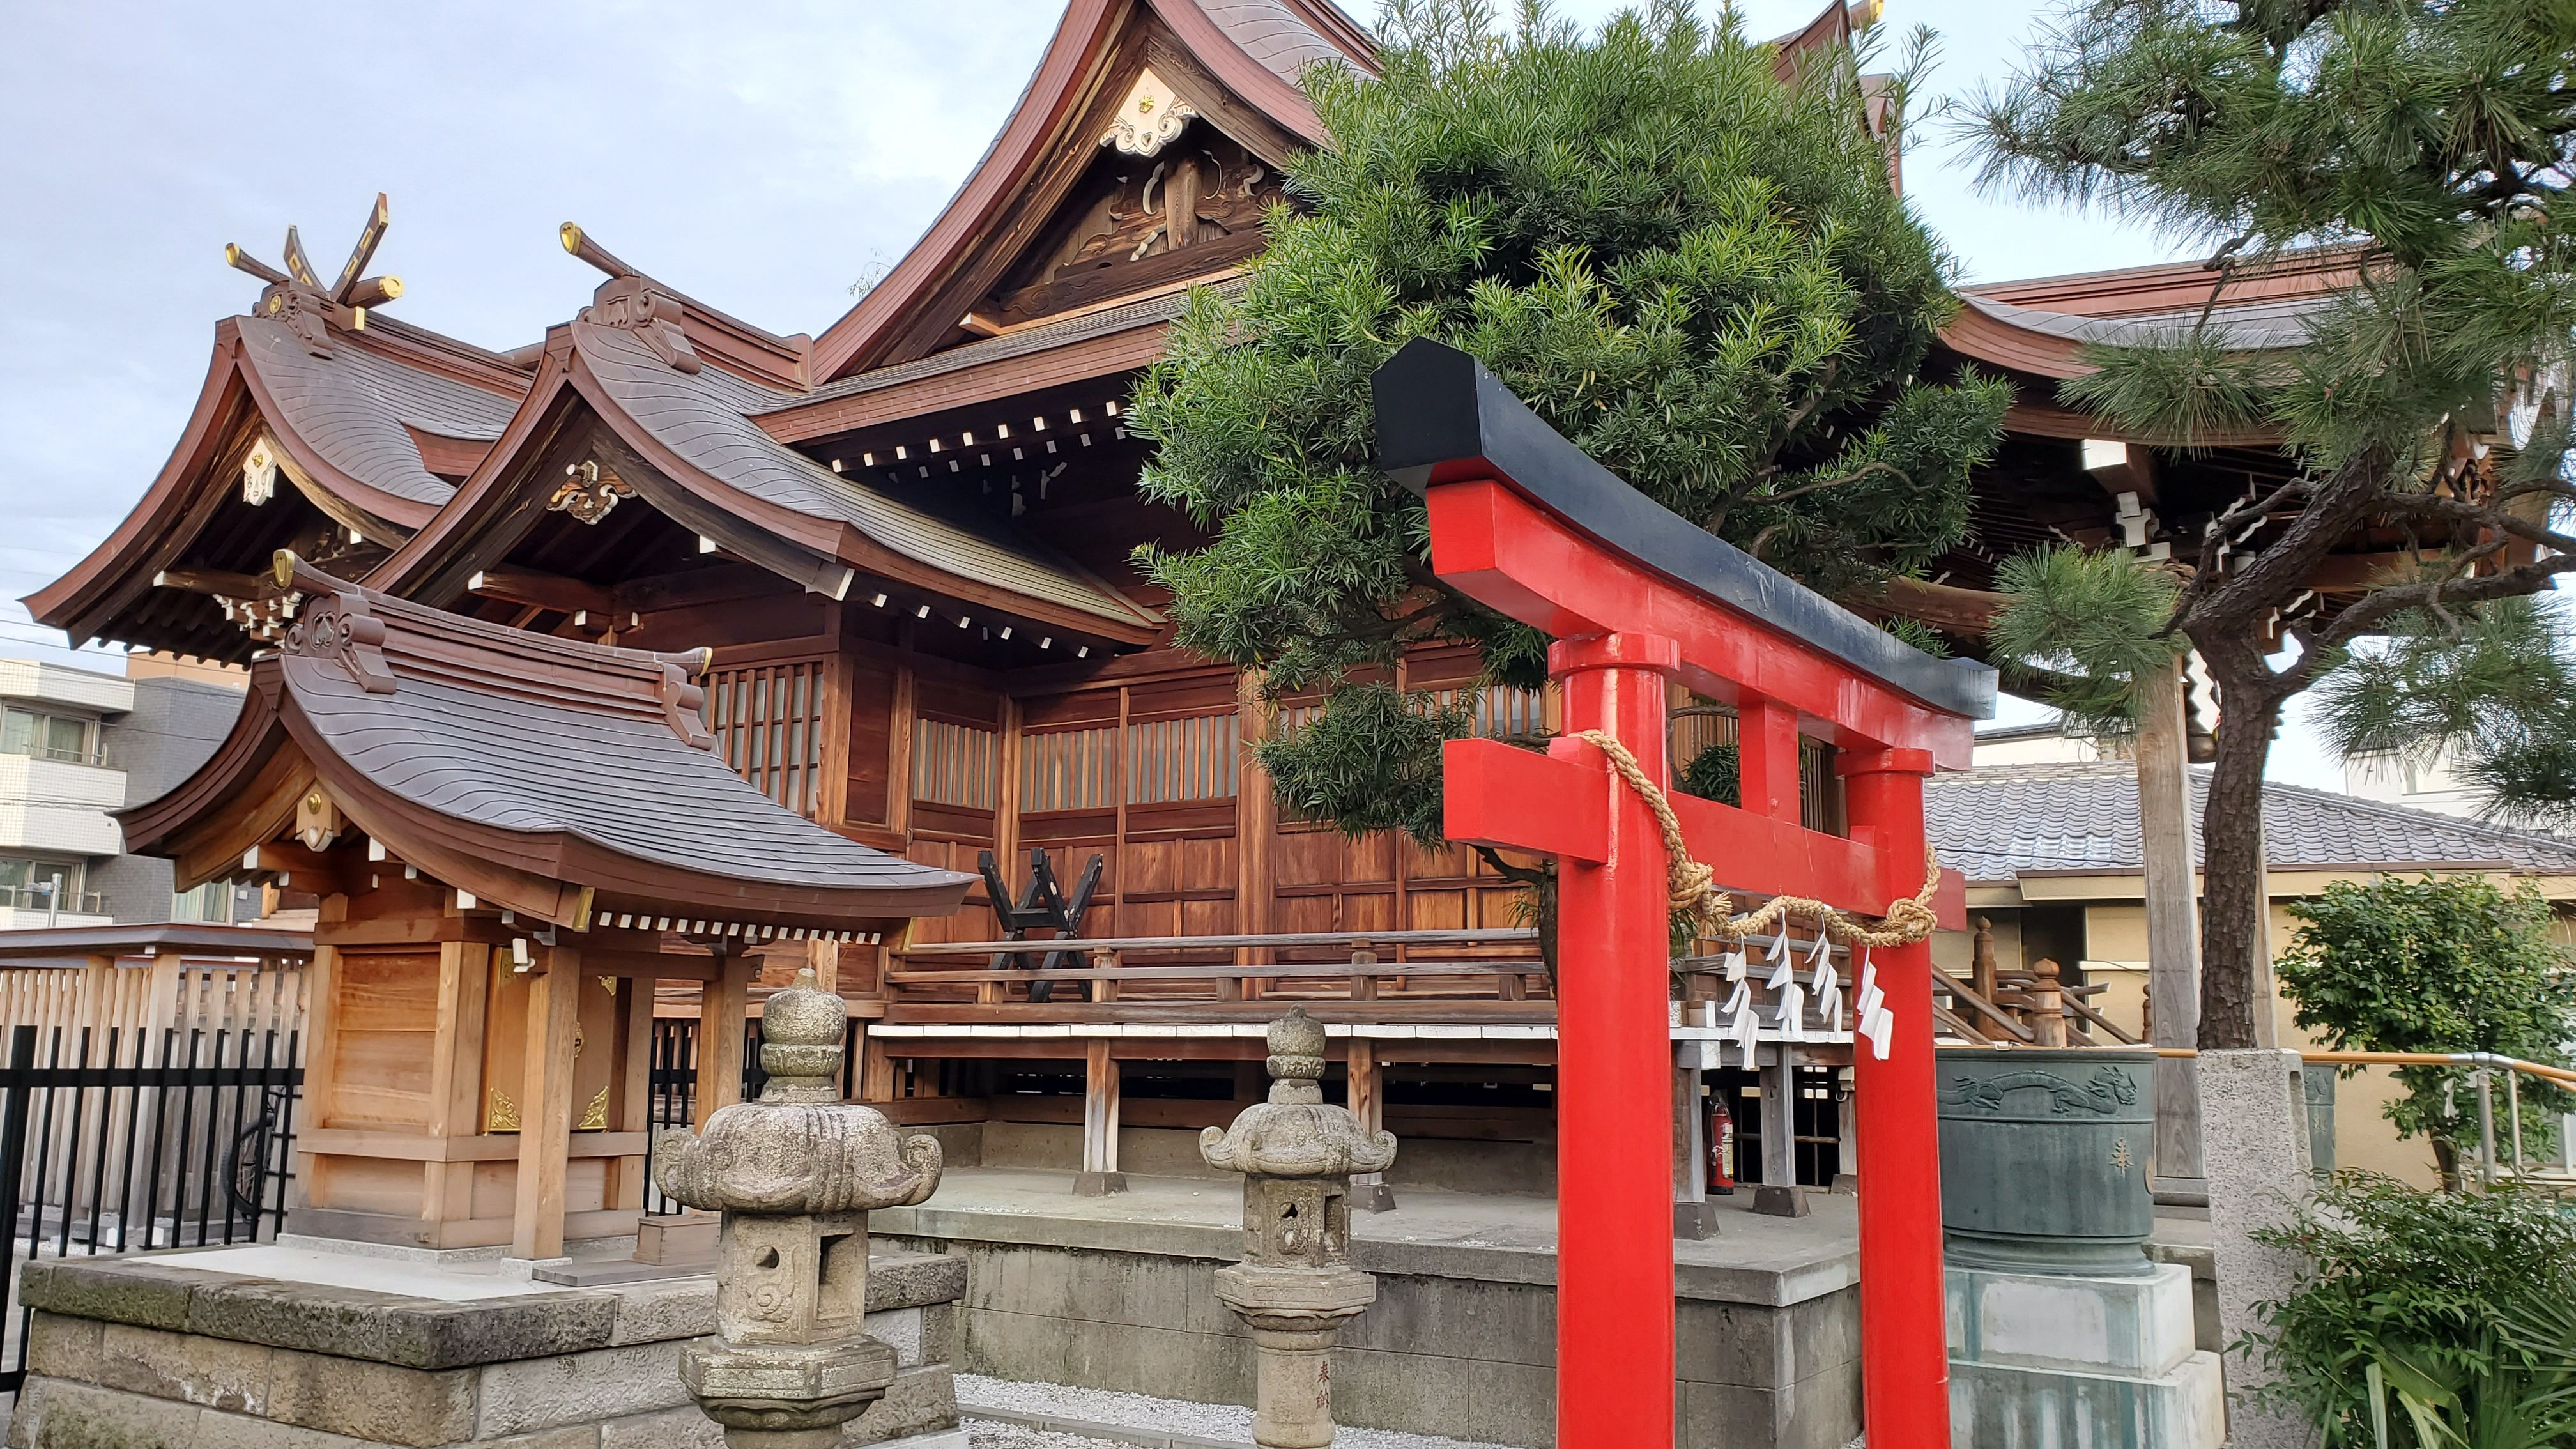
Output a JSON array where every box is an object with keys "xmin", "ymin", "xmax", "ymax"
[
  {"xmin": 867, "ymin": 1307, "xmax": 924, "ymax": 1369},
  {"xmin": 266, "ymin": 1348, "xmax": 477, "ymax": 1446},
  {"xmin": 11, "ymin": 1247, "xmax": 970, "ymax": 1449},
  {"xmin": 598, "ymin": 1406, "xmax": 725, "ymax": 1449},
  {"xmin": 1945, "ymin": 1263, "xmax": 2198, "ymax": 1379},
  {"xmin": 1948, "ymin": 1349, "xmax": 2226, "ymax": 1449},
  {"xmin": 476, "ymin": 1342, "xmax": 697, "ymax": 1437},
  {"xmin": 846, "ymin": 1363, "xmax": 959, "ymax": 1444}
]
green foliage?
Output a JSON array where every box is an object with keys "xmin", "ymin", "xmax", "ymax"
[
  {"xmin": 1963, "ymin": 0, "xmax": 2576, "ymax": 555},
  {"xmin": 1878, "ymin": 614, "xmax": 1952, "ymax": 659},
  {"xmin": 1255, "ymin": 682, "xmax": 1469, "ymax": 843},
  {"xmin": 1984, "ymin": 545, "xmax": 2184, "ymax": 733},
  {"xmin": 1964, "ymin": 0, "xmax": 2576, "ymax": 1046},
  {"xmin": 2251, "ymin": 1176, "xmax": 2576, "ymax": 1447},
  {"xmin": 2277, "ymin": 875, "xmax": 2576, "ymax": 1176},
  {"xmin": 1130, "ymin": 0, "xmax": 2011, "ymax": 845},
  {"xmin": 2315, "ymin": 597, "xmax": 2576, "ymax": 835},
  {"xmin": 1678, "ymin": 739, "xmax": 1739, "ymax": 806}
]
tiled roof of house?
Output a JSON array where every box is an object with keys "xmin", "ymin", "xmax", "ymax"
[{"xmin": 1925, "ymin": 760, "xmax": 2576, "ymax": 884}]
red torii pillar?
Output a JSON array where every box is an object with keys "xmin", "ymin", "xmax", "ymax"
[{"xmin": 1372, "ymin": 341, "xmax": 1985, "ymax": 1448}]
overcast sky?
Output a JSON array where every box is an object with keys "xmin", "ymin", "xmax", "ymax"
[{"xmin": 0, "ymin": 0, "xmax": 2347, "ymax": 786}]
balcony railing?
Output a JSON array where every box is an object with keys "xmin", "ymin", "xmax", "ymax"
[
  {"xmin": 2, "ymin": 744, "xmax": 111, "ymax": 769},
  {"xmin": 0, "ymin": 887, "xmax": 105, "ymax": 916}
]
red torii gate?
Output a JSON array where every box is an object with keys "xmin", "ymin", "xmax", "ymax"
[{"xmin": 1374, "ymin": 342, "xmax": 1990, "ymax": 1448}]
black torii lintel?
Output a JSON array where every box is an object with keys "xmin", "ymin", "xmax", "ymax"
[{"xmin": 1370, "ymin": 338, "xmax": 1997, "ymax": 722}]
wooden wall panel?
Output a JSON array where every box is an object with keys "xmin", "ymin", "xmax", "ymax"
[
  {"xmin": 325, "ymin": 949, "xmax": 436, "ymax": 1130},
  {"xmin": 846, "ymin": 658, "xmax": 899, "ymax": 827}
]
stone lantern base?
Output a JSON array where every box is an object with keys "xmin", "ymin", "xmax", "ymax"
[
  {"xmin": 684, "ymin": 1335, "xmax": 900, "ymax": 1448},
  {"xmin": 1215, "ymin": 1252, "xmax": 1377, "ymax": 1449}
]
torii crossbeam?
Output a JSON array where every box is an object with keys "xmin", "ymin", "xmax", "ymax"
[{"xmin": 1372, "ymin": 341, "xmax": 1993, "ymax": 1448}]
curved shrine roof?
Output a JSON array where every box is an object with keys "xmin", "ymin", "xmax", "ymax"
[
  {"xmin": 576, "ymin": 319, "xmax": 1153, "ymax": 631},
  {"xmin": 123, "ymin": 556, "xmax": 975, "ymax": 930},
  {"xmin": 236, "ymin": 314, "xmax": 522, "ymax": 512},
  {"xmin": 26, "ymin": 312, "xmax": 532, "ymax": 660}
]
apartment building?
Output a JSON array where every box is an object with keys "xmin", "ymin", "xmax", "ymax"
[{"xmin": 0, "ymin": 657, "xmax": 247, "ymax": 928}]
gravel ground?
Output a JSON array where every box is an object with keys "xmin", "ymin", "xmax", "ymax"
[
  {"xmin": 959, "ymin": 1374, "xmax": 1513, "ymax": 1449},
  {"xmin": 969, "ymin": 1422, "xmax": 1135, "ymax": 1449}
]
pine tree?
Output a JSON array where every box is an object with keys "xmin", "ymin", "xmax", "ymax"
[
  {"xmin": 2312, "ymin": 594, "xmax": 2576, "ymax": 833},
  {"xmin": 1967, "ymin": 0, "xmax": 2576, "ymax": 1049},
  {"xmin": 1129, "ymin": 0, "xmax": 2012, "ymax": 880}
]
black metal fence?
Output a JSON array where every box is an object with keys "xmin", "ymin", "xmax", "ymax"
[{"xmin": 0, "ymin": 1021, "xmax": 302, "ymax": 1392}]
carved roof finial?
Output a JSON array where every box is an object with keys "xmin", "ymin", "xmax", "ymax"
[
  {"xmin": 560, "ymin": 222, "xmax": 640, "ymax": 280},
  {"xmin": 223, "ymin": 194, "xmax": 404, "ymax": 354}
]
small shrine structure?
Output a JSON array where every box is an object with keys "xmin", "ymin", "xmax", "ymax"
[{"xmin": 118, "ymin": 553, "xmax": 974, "ymax": 1259}]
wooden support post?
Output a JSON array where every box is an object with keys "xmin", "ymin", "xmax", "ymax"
[
  {"xmin": 1234, "ymin": 670, "xmax": 1275, "ymax": 994},
  {"xmin": 1672, "ymin": 1044, "xmax": 1715, "ymax": 1238},
  {"xmin": 859, "ymin": 1032, "xmax": 897, "ymax": 1102},
  {"xmin": 1076, "ymin": 1038, "xmax": 1124, "ymax": 1195},
  {"xmin": 2136, "ymin": 661, "xmax": 2206, "ymax": 1199},
  {"xmin": 611, "ymin": 970, "xmax": 654, "ymax": 1211},
  {"xmin": 695, "ymin": 949, "xmax": 755, "ymax": 1130},
  {"xmin": 510, "ymin": 947, "xmax": 580, "ymax": 1261},
  {"xmin": 1347, "ymin": 1040, "xmax": 1395, "ymax": 1211},
  {"xmin": 1834, "ymin": 1067, "xmax": 1860, "ymax": 1193},
  {"xmin": 291, "ymin": 898, "xmax": 348, "ymax": 1220},
  {"xmin": 1545, "ymin": 632, "xmax": 1677, "ymax": 1448},
  {"xmin": 1737, "ymin": 698, "xmax": 1804, "ymax": 825},
  {"xmin": 1754, "ymin": 1046, "xmax": 1809, "ymax": 1218},
  {"xmin": 424, "ymin": 940, "xmax": 490, "ymax": 1227},
  {"xmin": 2029, "ymin": 960, "xmax": 2070, "ymax": 1048},
  {"xmin": 1970, "ymin": 916, "xmax": 1999, "ymax": 1004}
]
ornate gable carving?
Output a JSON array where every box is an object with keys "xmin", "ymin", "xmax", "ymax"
[
  {"xmin": 273, "ymin": 551, "xmax": 397, "ymax": 695},
  {"xmin": 1101, "ymin": 66, "xmax": 1200, "ymax": 157},
  {"xmin": 982, "ymin": 130, "xmax": 1288, "ymax": 329}
]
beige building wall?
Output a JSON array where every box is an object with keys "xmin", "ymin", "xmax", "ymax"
[{"xmin": 1934, "ymin": 894, "xmax": 2448, "ymax": 1191}]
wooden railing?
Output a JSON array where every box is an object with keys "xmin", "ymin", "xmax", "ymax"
[
  {"xmin": 1934, "ymin": 917, "xmax": 2142, "ymax": 1047},
  {"xmin": 888, "ymin": 927, "xmax": 1550, "ymax": 1022}
]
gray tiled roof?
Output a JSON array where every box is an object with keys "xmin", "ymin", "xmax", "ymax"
[
  {"xmin": 240, "ymin": 317, "xmax": 521, "ymax": 506},
  {"xmin": 576, "ymin": 320, "xmax": 1156, "ymax": 629},
  {"xmin": 1959, "ymin": 293, "xmax": 2329, "ymax": 355},
  {"xmin": 1925, "ymin": 760, "xmax": 2576, "ymax": 884},
  {"xmin": 1205, "ymin": 0, "xmax": 1350, "ymax": 84}
]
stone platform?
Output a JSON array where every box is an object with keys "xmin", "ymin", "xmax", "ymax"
[
  {"xmin": 6, "ymin": 1242, "xmax": 970, "ymax": 1449},
  {"xmin": 871, "ymin": 1167, "xmax": 1867, "ymax": 1449},
  {"xmin": 1946, "ymin": 1262, "xmax": 2225, "ymax": 1448}
]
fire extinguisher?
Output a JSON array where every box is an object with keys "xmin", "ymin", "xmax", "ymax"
[{"xmin": 1708, "ymin": 1093, "xmax": 1736, "ymax": 1195}]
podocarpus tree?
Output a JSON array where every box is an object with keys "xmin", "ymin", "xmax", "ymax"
[
  {"xmin": 1966, "ymin": 0, "xmax": 2576, "ymax": 1048},
  {"xmin": 1128, "ymin": 0, "xmax": 2012, "ymax": 885}
]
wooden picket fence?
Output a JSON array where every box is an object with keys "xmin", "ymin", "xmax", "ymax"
[{"xmin": 0, "ymin": 955, "xmax": 308, "ymax": 1251}]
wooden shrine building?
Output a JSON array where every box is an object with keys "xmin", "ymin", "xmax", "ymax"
[
  {"xmin": 27, "ymin": 0, "xmax": 2418, "ymax": 1206},
  {"xmin": 116, "ymin": 554, "xmax": 970, "ymax": 1254}
]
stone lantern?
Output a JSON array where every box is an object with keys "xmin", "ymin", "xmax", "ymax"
[
  {"xmin": 1200, "ymin": 1007, "xmax": 1399, "ymax": 1449},
  {"xmin": 656, "ymin": 968, "xmax": 944, "ymax": 1449}
]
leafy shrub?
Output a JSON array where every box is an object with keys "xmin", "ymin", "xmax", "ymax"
[
  {"xmin": 2254, "ymin": 1175, "xmax": 2576, "ymax": 1447},
  {"xmin": 2277, "ymin": 875, "xmax": 2576, "ymax": 1186}
]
